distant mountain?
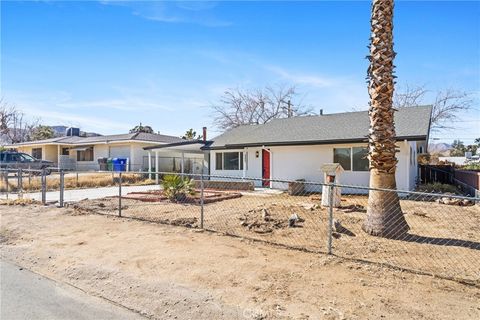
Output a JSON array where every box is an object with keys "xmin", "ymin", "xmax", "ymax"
[
  {"xmin": 428, "ymin": 142, "xmax": 452, "ymax": 155},
  {"xmin": 50, "ymin": 126, "xmax": 69, "ymax": 137}
]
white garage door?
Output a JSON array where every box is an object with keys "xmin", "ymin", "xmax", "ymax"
[{"xmin": 109, "ymin": 146, "xmax": 130, "ymax": 159}]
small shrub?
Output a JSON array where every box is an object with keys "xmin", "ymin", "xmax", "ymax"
[
  {"xmin": 417, "ymin": 182, "xmax": 459, "ymax": 194},
  {"xmin": 162, "ymin": 175, "xmax": 196, "ymax": 202},
  {"xmin": 460, "ymin": 162, "xmax": 480, "ymax": 171}
]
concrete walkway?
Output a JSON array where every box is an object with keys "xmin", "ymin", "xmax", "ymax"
[
  {"xmin": 0, "ymin": 260, "xmax": 145, "ymax": 320},
  {"xmin": 0, "ymin": 185, "xmax": 161, "ymax": 203}
]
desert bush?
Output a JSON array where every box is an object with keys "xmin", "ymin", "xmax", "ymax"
[
  {"xmin": 417, "ymin": 182, "xmax": 460, "ymax": 194},
  {"xmin": 162, "ymin": 175, "xmax": 196, "ymax": 202},
  {"xmin": 460, "ymin": 162, "xmax": 480, "ymax": 171}
]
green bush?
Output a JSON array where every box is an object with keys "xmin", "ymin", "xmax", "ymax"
[
  {"xmin": 461, "ymin": 162, "xmax": 480, "ymax": 171},
  {"xmin": 162, "ymin": 175, "xmax": 196, "ymax": 202}
]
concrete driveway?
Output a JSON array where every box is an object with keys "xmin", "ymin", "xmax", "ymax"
[
  {"xmin": 0, "ymin": 260, "xmax": 145, "ymax": 320},
  {"xmin": 0, "ymin": 185, "xmax": 161, "ymax": 202}
]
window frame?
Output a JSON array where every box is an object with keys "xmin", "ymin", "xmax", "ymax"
[
  {"xmin": 352, "ymin": 147, "xmax": 369, "ymax": 172},
  {"xmin": 76, "ymin": 147, "xmax": 94, "ymax": 162},
  {"xmin": 333, "ymin": 146, "xmax": 370, "ymax": 172},
  {"xmin": 215, "ymin": 151, "xmax": 244, "ymax": 171},
  {"xmin": 31, "ymin": 148, "xmax": 43, "ymax": 160},
  {"xmin": 333, "ymin": 147, "xmax": 352, "ymax": 171}
]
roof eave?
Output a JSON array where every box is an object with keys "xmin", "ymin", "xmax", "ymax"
[{"xmin": 206, "ymin": 135, "xmax": 428, "ymax": 150}]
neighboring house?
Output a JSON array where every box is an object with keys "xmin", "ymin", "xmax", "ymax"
[
  {"xmin": 206, "ymin": 105, "xmax": 432, "ymax": 191},
  {"xmin": 5, "ymin": 132, "xmax": 186, "ymax": 171}
]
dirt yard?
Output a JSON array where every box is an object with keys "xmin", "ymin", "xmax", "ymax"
[
  {"xmin": 1, "ymin": 204, "xmax": 479, "ymax": 319},
  {"xmin": 70, "ymin": 192, "xmax": 480, "ymax": 283}
]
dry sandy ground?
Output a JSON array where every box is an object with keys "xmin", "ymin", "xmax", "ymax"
[
  {"xmin": 73, "ymin": 193, "xmax": 480, "ymax": 283},
  {"xmin": 1, "ymin": 204, "xmax": 480, "ymax": 320}
]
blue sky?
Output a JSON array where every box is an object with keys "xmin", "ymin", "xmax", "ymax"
[{"xmin": 1, "ymin": 1, "xmax": 479, "ymax": 143}]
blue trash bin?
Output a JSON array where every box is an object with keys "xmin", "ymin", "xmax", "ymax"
[{"xmin": 112, "ymin": 158, "xmax": 127, "ymax": 172}]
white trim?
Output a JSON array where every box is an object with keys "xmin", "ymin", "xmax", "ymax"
[{"xmin": 7, "ymin": 140, "xmax": 170, "ymax": 148}]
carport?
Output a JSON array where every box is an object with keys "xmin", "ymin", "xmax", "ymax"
[{"xmin": 143, "ymin": 140, "xmax": 209, "ymax": 183}]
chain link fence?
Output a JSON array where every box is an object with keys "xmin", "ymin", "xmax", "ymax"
[{"xmin": 1, "ymin": 169, "xmax": 479, "ymax": 284}]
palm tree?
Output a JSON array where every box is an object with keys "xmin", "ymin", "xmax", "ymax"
[{"xmin": 363, "ymin": 0, "xmax": 409, "ymax": 238}]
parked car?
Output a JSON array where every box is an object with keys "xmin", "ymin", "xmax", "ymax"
[{"xmin": 0, "ymin": 151, "xmax": 54, "ymax": 174}]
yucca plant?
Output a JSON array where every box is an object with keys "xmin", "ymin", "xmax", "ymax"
[{"xmin": 162, "ymin": 175, "xmax": 196, "ymax": 202}]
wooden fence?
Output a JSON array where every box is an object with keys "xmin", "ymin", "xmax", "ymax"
[{"xmin": 419, "ymin": 165, "xmax": 480, "ymax": 196}]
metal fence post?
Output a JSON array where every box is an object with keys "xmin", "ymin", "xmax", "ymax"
[
  {"xmin": 41, "ymin": 168, "xmax": 46, "ymax": 205},
  {"xmin": 200, "ymin": 171, "xmax": 204, "ymax": 229},
  {"xmin": 4, "ymin": 170, "xmax": 9, "ymax": 200},
  {"xmin": 59, "ymin": 170, "xmax": 64, "ymax": 207},
  {"xmin": 118, "ymin": 172, "xmax": 122, "ymax": 217},
  {"xmin": 17, "ymin": 168, "xmax": 23, "ymax": 198},
  {"xmin": 327, "ymin": 183, "xmax": 334, "ymax": 255}
]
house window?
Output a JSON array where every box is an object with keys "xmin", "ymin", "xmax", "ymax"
[
  {"xmin": 215, "ymin": 153, "xmax": 223, "ymax": 170},
  {"xmin": 352, "ymin": 147, "xmax": 369, "ymax": 171},
  {"xmin": 32, "ymin": 148, "xmax": 42, "ymax": 159},
  {"xmin": 333, "ymin": 148, "xmax": 351, "ymax": 171},
  {"xmin": 77, "ymin": 147, "xmax": 94, "ymax": 161},
  {"xmin": 334, "ymin": 147, "xmax": 369, "ymax": 171},
  {"xmin": 215, "ymin": 152, "xmax": 244, "ymax": 170},
  {"xmin": 61, "ymin": 148, "xmax": 70, "ymax": 156}
]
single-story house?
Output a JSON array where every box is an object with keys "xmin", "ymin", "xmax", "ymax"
[
  {"xmin": 6, "ymin": 131, "xmax": 205, "ymax": 172},
  {"xmin": 205, "ymin": 105, "xmax": 432, "ymax": 191}
]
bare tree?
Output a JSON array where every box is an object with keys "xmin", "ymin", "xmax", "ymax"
[
  {"xmin": 211, "ymin": 85, "xmax": 312, "ymax": 131},
  {"xmin": 393, "ymin": 85, "xmax": 473, "ymax": 131},
  {"xmin": 0, "ymin": 98, "xmax": 39, "ymax": 144}
]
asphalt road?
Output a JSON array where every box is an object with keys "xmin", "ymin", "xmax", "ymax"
[{"xmin": 0, "ymin": 260, "xmax": 145, "ymax": 320}]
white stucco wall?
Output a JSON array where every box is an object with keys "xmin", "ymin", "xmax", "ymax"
[{"xmin": 210, "ymin": 141, "xmax": 421, "ymax": 192}]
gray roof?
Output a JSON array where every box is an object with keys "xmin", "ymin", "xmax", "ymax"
[
  {"xmin": 8, "ymin": 132, "xmax": 184, "ymax": 146},
  {"xmin": 208, "ymin": 105, "xmax": 432, "ymax": 149}
]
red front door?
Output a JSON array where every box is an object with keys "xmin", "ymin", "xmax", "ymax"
[{"xmin": 262, "ymin": 149, "xmax": 270, "ymax": 187}]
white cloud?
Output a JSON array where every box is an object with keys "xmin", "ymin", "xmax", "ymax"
[
  {"xmin": 265, "ymin": 65, "xmax": 334, "ymax": 88},
  {"xmin": 22, "ymin": 108, "xmax": 132, "ymax": 132},
  {"xmin": 100, "ymin": 1, "xmax": 231, "ymax": 27},
  {"xmin": 56, "ymin": 98, "xmax": 172, "ymax": 112}
]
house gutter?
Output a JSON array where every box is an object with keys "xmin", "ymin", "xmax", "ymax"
[{"xmin": 205, "ymin": 135, "xmax": 428, "ymax": 150}]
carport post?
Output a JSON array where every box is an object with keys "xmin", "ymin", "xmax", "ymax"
[
  {"xmin": 327, "ymin": 183, "xmax": 334, "ymax": 255},
  {"xmin": 155, "ymin": 151, "xmax": 159, "ymax": 184},
  {"xmin": 148, "ymin": 151, "xmax": 152, "ymax": 180},
  {"xmin": 118, "ymin": 172, "xmax": 122, "ymax": 217},
  {"xmin": 4, "ymin": 170, "xmax": 9, "ymax": 199},
  {"xmin": 181, "ymin": 152, "xmax": 185, "ymax": 174},
  {"xmin": 59, "ymin": 170, "xmax": 64, "ymax": 207}
]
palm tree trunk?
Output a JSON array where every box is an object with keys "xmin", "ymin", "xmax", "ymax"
[{"xmin": 363, "ymin": 0, "xmax": 410, "ymax": 238}]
